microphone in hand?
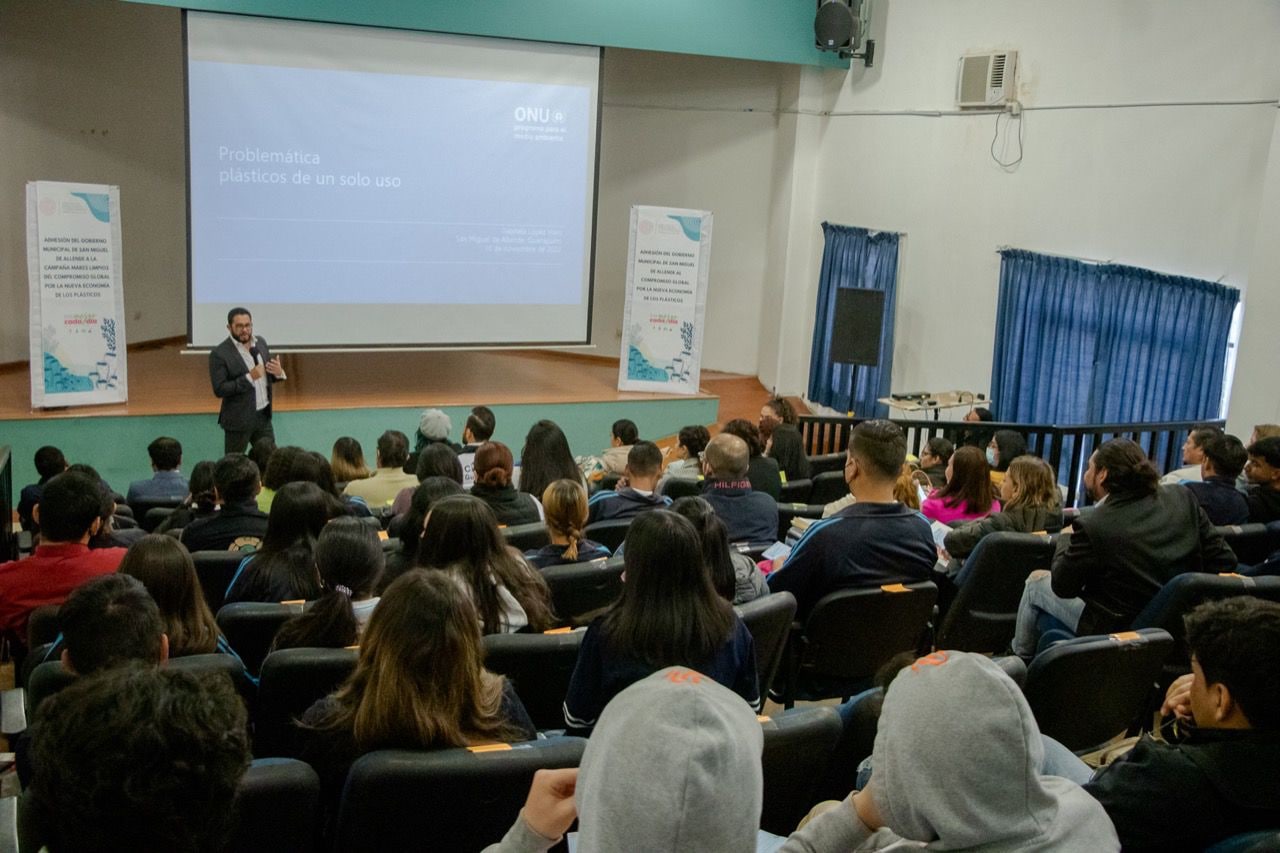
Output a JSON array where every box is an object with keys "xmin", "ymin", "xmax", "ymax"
[{"xmin": 249, "ymin": 338, "xmax": 260, "ymax": 363}]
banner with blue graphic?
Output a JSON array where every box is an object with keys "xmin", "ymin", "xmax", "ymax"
[
  {"xmin": 26, "ymin": 181, "xmax": 128, "ymax": 408},
  {"xmin": 618, "ymin": 205, "xmax": 712, "ymax": 395}
]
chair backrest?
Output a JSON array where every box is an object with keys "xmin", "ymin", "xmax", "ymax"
[
  {"xmin": 1023, "ymin": 628, "xmax": 1174, "ymax": 753},
  {"xmin": 806, "ymin": 453, "xmax": 846, "ymax": 477},
  {"xmin": 808, "ymin": 471, "xmax": 849, "ymax": 506},
  {"xmin": 798, "ymin": 581, "xmax": 937, "ymax": 685},
  {"xmin": 1216, "ymin": 523, "xmax": 1280, "ymax": 566},
  {"xmin": 735, "ymin": 592, "xmax": 797, "ymax": 699},
  {"xmin": 778, "ymin": 478, "xmax": 813, "ymax": 504},
  {"xmin": 192, "ymin": 550, "xmax": 247, "ymax": 613},
  {"xmin": 936, "ymin": 532, "xmax": 1056, "ymax": 652},
  {"xmin": 482, "ymin": 630, "xmax": 585, "ymax": 731},
  {"xmin": 25, "ymin": 604, "xmax": 61, "ymax": 650},
  {"xmin": 1131, "ymin": 572, "xmax": 1280, "ymax": 669},
  {"xmin": 334, "ymin": 738, "xmax": 587, "ymax": 852},
  {"xmin": 776, "ymin": 503, "xmax": 825, "ymax": 543},
  {"xmin": 501, "ymin": 522, "xmax": 550, "ymax": 552},
  {"xmin": 255, "ymin": 647, "xmax": 359, "ymax": 758},
  {"xmin": 27, "ymin": 659, "xmax": 75, "ymax": 717},
  {"xmin": 216, "ymin": 602, "xmax": 305, "ymax": 677},
  {"xmin": 129, "ymin": 497, "xmax": 184, "ymax": 530},
  {"xmin": 583, "ymin": 518, "xmax": 632, "ymax": 552},
  {"xmin": 142, "ymin": 506, "xmax": 176, "ymax": 533},
  {"xmin": 20, "ymin": 641, "xmax": 57, "ymax": 690},
  {"xmin": 595, "ymin": 472, "xmax": 622, "ymax": 493},
  {"xmin": 168, "ymin": 652, "xmax": 258, "ymax": 705},
  {"xmin": 228, "ymin": 758, "xmax": 321, "ymax": 853},
  {"xmin": 662, "ymin": 478, "xmax": 702, "ymax": 500},
  {"xmin": 759, "ymin": 706, "xmax": 843, "ymax": 836},
  {"xmin": 542, "ymin": 556, "xmax": 625, "ymax": 626}
]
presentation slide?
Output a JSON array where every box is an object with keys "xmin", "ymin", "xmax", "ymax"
[{"xmin": 186, "ymin": 13, "xmax": 600, "ymax": 348}]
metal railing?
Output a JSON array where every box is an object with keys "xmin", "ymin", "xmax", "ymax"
[{"xmin": 799, "ymin": 416, "xmax": 1225, "ymax": 507}]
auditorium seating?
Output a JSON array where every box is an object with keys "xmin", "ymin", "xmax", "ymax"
[
  {"xmin": 482, "ymin": 630, "xmax": 585, "ymax": 730},
  {"xmin": 500, "ymin": 521, "xmax": 549, "ymax": 551},
  {"xmin": 217, "ymin": 601, "xmax": 306, "ymax": 676},
  {"xmin": 808, "ymin": 470, "xmax": 849, "ymax": 505},
  {"xmin": 583, "ymin": 518, "xmax": 631, "ymax": 552},
  {"xmin": 255, "ymin": 647, "xmax": 359, "ymax": 758},
  {"xmin": 661, "ymin": 477, "xmax": 702, "ymax": 500},
  {"xmin": 778, "ymin": 478, "xmax": 812, "ymax": 504},
  {"xmin": 128, "ymin": 496, "xmax": 184, "ymax": 531},
  {"xmin": 1216, "ymin": 522, "xmax": 1280, "ymax": 566},
  {"xmin": 776, "ymin": 503, "xmax": 824, "ymax": 542},
  {"xmin": 934, "ymin": 532, "xmax": 1056, "ymax": 653},
  {"xmin": 228, "ymin": 758, "xmax": 321, "ymax": 853},
  {"xmin": 333, "ymin": 738, "xmax": 587, "ymax": 852},
  {"xmin": 735, "ymin": 591, "xmax": 796, "ymax": 699},
  {"xmin": 192, "ymin": 550, "xmax": 247, "ymax": 613},
  {"xmin": 28, "ymin": 652, "xmax": 256, "ymax": 717},
  {"xmin": 1023, "ymin": 628, "xmax": 1174, "ymax": 753},
  {"xmin": 775, "ymin": 581, "xmax": 937, "ymax": 707},
  {"xmin": 805, "ymin": 453, "xmax": 846, "ymax": 477},
  {"xmin": 541, "ymin": 556, "xmax": 625, "ymax": 625},
  {"xmin": 759, "ymin": 707, "xmax": 843, "ymax": 836}
]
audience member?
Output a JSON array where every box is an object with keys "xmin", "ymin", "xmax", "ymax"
[
  {"xmin": 1244, "ymin": 435, "xmax": 1280, "ymax": 523},
  {"xmin": 301, "ymin": 570, "xmax": 536, "ymax": 803},
  {"xmin": 120, "ymin": 535, "xmax": 226, "ymax": 657},
  {"xmin": 587, "ymin": 441, "xmax": 671, "ymax": 524},
  {"xmin": 658, "ymin": 424, "xmax": 710, "ymax": 486},
  {"xmin": 126, "ymin": 436, "xmax": 188, "ymax": 505},
  {"xmin": 224, "ymin": 481, "xmax": 342, "ymax": 604},
  {"xmin": 29, "ymin": 665, "xmax": 251, "ymax": 853},
  {"xmin": 490, "ymin": 667, "xmax": 763, "ymax": 852},
  {"xmin": 601, "ymin": 418, "xmax": 639, "ymax": 475},
  {"xmin": 382, "ymin": 477, "xmax": 463, "ymax": 591},
  {"xmin": 525, "ymin": 479, "xmax": 610, "ymax": 569},
  {"xmin": 671, "ymin": 496, "xmax": 767, "ymax": 604},
  {"xmin": 247, "ymin": 435, "xmax": 276, "ymax": 483},
  {"xmin": 389, "ymin": 442, "xmax": 464, "ymax": 518},
  {"xmin": 518, "ymin": 419, "xmax": 584, "ymax": 502},
  {"xmin": 987, "ymin": 429, "xmax": 1028, "ymax": 486},
  {"xmin": 785, "ymin": 652, "xmax": 1119, "ymax": 851},
  {"xmin": 417, "ymin": 495, "xmax": 553, "ymax": 633},
  {"xmin": 17, "ymin": 445, "xmax": 68, "ymax": 532},
  {"xmin": 921, "ymin": 445, "xmax": 1001, "ymax": 524},
  {"xmin": 272, "ymin": 517, "xmax": 385, "ymax": 651},
  {"xmin": 944, "ymin": 456, "xmax": 1064, "ymax": 562},
  {"xmin": 69, "ymin": 462, "xmax": 144, "ymax": 550},
  {"xmin": 155, "ymin": 459, "xmax": 218, "ymax": 535},
  {"xmin": 459, "ymin": 405, "xmax": 496, "ymax": 489},
  {"xmin": 918, "ymin": 436, "xmax": 953, "ymax": 488},
  {"xmin": 760, "ymin": 397, "xmax": 811, "ymax": 482},
  {"xmin": 767, "ymin": 420, "xmax": 936, "ymax": 620},
  {"xmin": 1013, "ymin": 439, "xmax": 1235, "ymax": 657},
  {"xmin": 699, "ymin": 433, "xmax": 778, "ymax": 545},
  {"xmin": 471, "ymin": 441, "xmax": 543, "ymax": 525},
  {"xmin": 1084, "ymin": 597, "xmax": 1280, "ymax": 851},
  {"xmin": 0, "ymin": 471, "xmax": 126, "ymax": 643},
  {"xmin": 892, "ymin": 462, "xmax": 925, "ymax": 511},
  {"xmin": 563, "ymin": 510, "xmax": 760, "ymax": 732},
  {"xmin": 180, "ymin": 454, "xmax": 269, "ymax": 552},
  {"xmin": 722, "ymin": 418, "xmax": 782, "ymax": 499},
  {"xmin": 965, "ymin": 406, "xmax": 993, "ymax": 423},
  {"xmin": 1161, "ymin": 424, "xmax": 1222, "ymax": 485},
  {"xmin": 343, "ymin": 430, "xmax": 418, "ymax": 508},
  {"xmin": 414, "ymin": 407, "xmax": 461, "ymax": 454},
  {"xmin": 330, "ymin": 435, "xmax": 371, "ymax": 486},
  {"xmin": 257, "ymin": 443, "xmax": 299, "ymax": 512},
  {"xmin": 958, "ymin": 405, "xmax": 995, "ymax": 449},
  {"xmin": 1185, "ymin": 433, "xmax": 1250, "ymax": 525},
  {"xmin": 269, "ymin": 446, "xmax": 373, "ymax": 518},
  {"xmin": 58, "ymin": 573, "xmax": 167, "ymax": 675}
]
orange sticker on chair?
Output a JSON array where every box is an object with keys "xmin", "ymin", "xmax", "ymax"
[
  {"xmin": 377, "ymin": 530, "xmax": 389, "ymax": 540},
  {"xmin": 1109, "ymin": 631, "xmax": 1141, "ymax": 642},
  {"xmin": 467, "ymin": 743, "xmax": 513, "ymax": 754},
  {"xmin": 757, "ymin": 715, "xmax": 772, "ymax": 723},
  {"xmin": 881, "ymin": 583, "xmax": 909, "ymax": 593},
  {"xmin": 543, "ymin": 627, "xmax": 573, "ymax": 635}
]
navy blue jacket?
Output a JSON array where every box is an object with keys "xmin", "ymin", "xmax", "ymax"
[
  {"xmin": 587, "ymin": 487, "xmax": 670, "ymax": 524},
  {"xmin": 701, "ymin": 479, "xmax": 778, "ymax": 545},
  {"xmin": 1185, "ymin": 476, "xmax": 1249, "ymax": 526}
]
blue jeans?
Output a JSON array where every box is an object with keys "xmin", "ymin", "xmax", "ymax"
[
  {"xmin": 1013, "ymin": 571, "xmax": 1087, "ymax": 658},
  {"xmin": 1039, "ymin": 735, "xmax": 1093, "ymax": 784}
]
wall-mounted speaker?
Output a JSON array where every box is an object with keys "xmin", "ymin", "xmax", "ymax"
[
  {"xmin": 829, "ymin": 287, "xmax": 885, "ymax": 366},
  {"xmin": 814, "ymin": 0, "xmax": 858, "ymax": 53}
]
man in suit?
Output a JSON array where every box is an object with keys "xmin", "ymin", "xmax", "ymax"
[{"xmin": 209, "ymin": 307, "xmax": 286, "ymax": 454}]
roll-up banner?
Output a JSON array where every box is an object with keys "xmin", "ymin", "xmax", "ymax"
[
  {"xmin": 617, "ymin": 205, "xmax": 712, "ymax": 395},
  {"xmin": 26, "ymin": 181, "xmax": 128, "ymax": 408}
]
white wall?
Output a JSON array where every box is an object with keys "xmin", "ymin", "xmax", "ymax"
[{"xmin": 765, "ymin": 0, "xmax": 1280, "ymax": 417}]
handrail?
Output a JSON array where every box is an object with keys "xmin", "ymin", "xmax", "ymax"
[{"xmin": 799, "ymin": 416, "xmax": 1225, "ymax": 507}]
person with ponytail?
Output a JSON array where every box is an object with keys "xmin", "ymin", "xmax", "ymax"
[
  {"xmin": 469, "ymin": 441, "xmax": 542, "ymax": 526},
  {"xmin": 271, "ymin": 517, "xmax": 386, "ymax": 651},
  {"xmin": 525, "ymin": 479, "xmax": 610, "ymax": 569}
]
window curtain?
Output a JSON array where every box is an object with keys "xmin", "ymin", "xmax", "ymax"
[
  {"xmin": 807, "ymin": 223, "xmax": 900, "ymax": 418},
  {"xmin": 990, "ymin": 249, "xmax": 1239, "ymax": 426}
]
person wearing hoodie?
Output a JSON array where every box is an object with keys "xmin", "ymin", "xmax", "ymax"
[
  {"xmin": 484, "ymin": 666, "xmax": 764, "ymax": 852},
  {"xmin": 780, "ymin": 651, "xmax": 1119, "ymax": 852}
]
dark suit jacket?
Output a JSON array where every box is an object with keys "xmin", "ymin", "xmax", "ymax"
[
  {"xmin": 1051, "ymin": 484, "xmax": 1237, "ymax": 634},
  {"xmin": 208, "ymin": 337, "xmax": 281, "ymax": 431}
]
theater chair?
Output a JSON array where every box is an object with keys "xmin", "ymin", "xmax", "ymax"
[
  {"xmin": 759, "ymin": 706, "xmax": 843, "ymax": 836},
  {"xmin": 542, "ymin": 556, "xmax": 625, "ymax": 626},
  {"xmin": 254, "ymin": 647, "xmax": 358, "ymax": 758},
  {"xmin": 775, "ymin": 581, "xmax": 937, "ymax": 708},
  {"xmin": 778, "ymin": 478, "xmax": 813, "ymax": 504},
  {"xmin": 482, "ymin": 630, "xmax": 585, "ymax": 731},
  {"xmin": 334, "ymin": 738, "xmax": 587, "ymax": 852},
  {"xmin": 192, "ymin": 550, "xmax": 247, "ymax": 613},
  {"xmin": 1216, "ymin": 522, "xmax": 1280, "ymax": 566},
  {"xmin": 806, "ymin": 453, "xmax": 846, "ymax": 477},
  {"xmin": 128, "ymin": 496, "xmax": 184, "ymax": 531},
  {"xmin": 776, "ymin": 503, "xmax": 824, "ymax": 542},
  {"xmin": 1023, "ymin": 628, "xmax": 1174, "ymax": 754},
  {"xmin": 227, "ymin": 758, "xmax": 321, "ymax": 853},
  {"xmin": 660, "ymin": 477, "xmax": 701, "ymax": 500},
  {"xmin": 808, "ymin": 470, "xmax": 850, "ymax": 505},
  {"xmin": 583, "ymin": 518, "xmax": 631, "ymax": 552},
  {"xmin": 217, "ymin": 601, "xmax": 306, "ymax": 677},
  {"xmin": 501, "ymin": 521, "xmax": 549, "ymax": 552},
  {"xmin": 934, "ymin": 532, "xmax": 1056, "ymax": 653},
  {"xmin": 735, "ymin": 592, "xmax": 797, "ymax": 699}
]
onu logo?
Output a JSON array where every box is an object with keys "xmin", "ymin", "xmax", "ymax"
[{"xmin": 514, "ymin": 107, "xmax": 551, "ymax": 122}]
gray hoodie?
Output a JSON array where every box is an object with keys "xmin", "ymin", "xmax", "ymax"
[
  {"xmin": 485, "ymin": 666, "xmax": 763, "ymax": 852},
  {"xmin": 781, "ymin": 652, "xmax": 1119, "ymax": 852}
]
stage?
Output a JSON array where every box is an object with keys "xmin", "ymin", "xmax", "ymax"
[{"xmin": 0, "ymin": 342, "xmax": 768, "ymax": 491}]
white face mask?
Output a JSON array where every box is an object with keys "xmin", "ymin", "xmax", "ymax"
[{"xmin": 986, "ymin": 447, "xmax": 997, "ymax": 467}]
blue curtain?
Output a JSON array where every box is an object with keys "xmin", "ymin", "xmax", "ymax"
[
  {"xmin": 807, "ymin": 223, "xmax": 900, "ymax": 418},
  {"xmin": 991, "ymin": 249, "xmax": 1240, "ymax": 425}
]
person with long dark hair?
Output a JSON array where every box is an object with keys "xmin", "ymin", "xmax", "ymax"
[
  {"xmin": 272, "ymin": 517, "xmax": 385, "ymax": 651},
  {"xmin": 118, "ymin": 535, "xmax": 226, "ymax": 658},
  {"xmin": 563, "ymin": 510, "xmax": 760, "ymax": 732},
  {"xmin": 224, "ymin": 481, "xmax": 342, "ymax": 604},
  {"xmin": 670, "ymin": 496, "xmax": 767, "ymax": 604},
  {"xmin": 759, "ymin": 398, "xmax": 811, "ymax": 483},
  {"xmin": 721, "ymin": 418, "xmax": 782, "ymax": 500},
  {"xmin": 155, "ymin": 460, "xmax": 218, "ymax": 535},
  {"xmin": 987, "ymin": 429, "xmax": 1029, "ymax": 486},
  {"xmin": 329, "ymin": 436, "xmax": 370, "ymax": 487},
  {"xmin": 388, "ymin": 443, "xmax": 463, "ymax": 520},
  {"xmin": 921, "ymin": 446, "xmax": 1000, "ymax": 524},
  {"xmin": 383, "ymin": 477, "xmax": 464, "ymax": 589},
  {"xmin": 518, "ymin": 419, "xmax": 584, "ymax": 502},
  {"xmin": 417, "ymin": 495, "xmax": 553, "ymax": 633},
  {"xmin": 470, "ymin": 442, "xmax": 542, "ymax": 526},
  {"xmin": 944, "ymin": 455, "xmax": 1064, "ymax": 564}
]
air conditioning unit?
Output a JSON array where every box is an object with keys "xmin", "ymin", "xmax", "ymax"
[{"xmin": 956, "ymin": 50, "xmax": 1017, "ymax": 108}]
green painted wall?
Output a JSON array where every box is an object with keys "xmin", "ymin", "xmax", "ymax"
[
  {"xmin": 1, "ymin": 397, "xmax": 717, "ymax": 496},
  {"xmin": 125, "ymin": 0, "xmax": 846, "ymax": 68}
]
